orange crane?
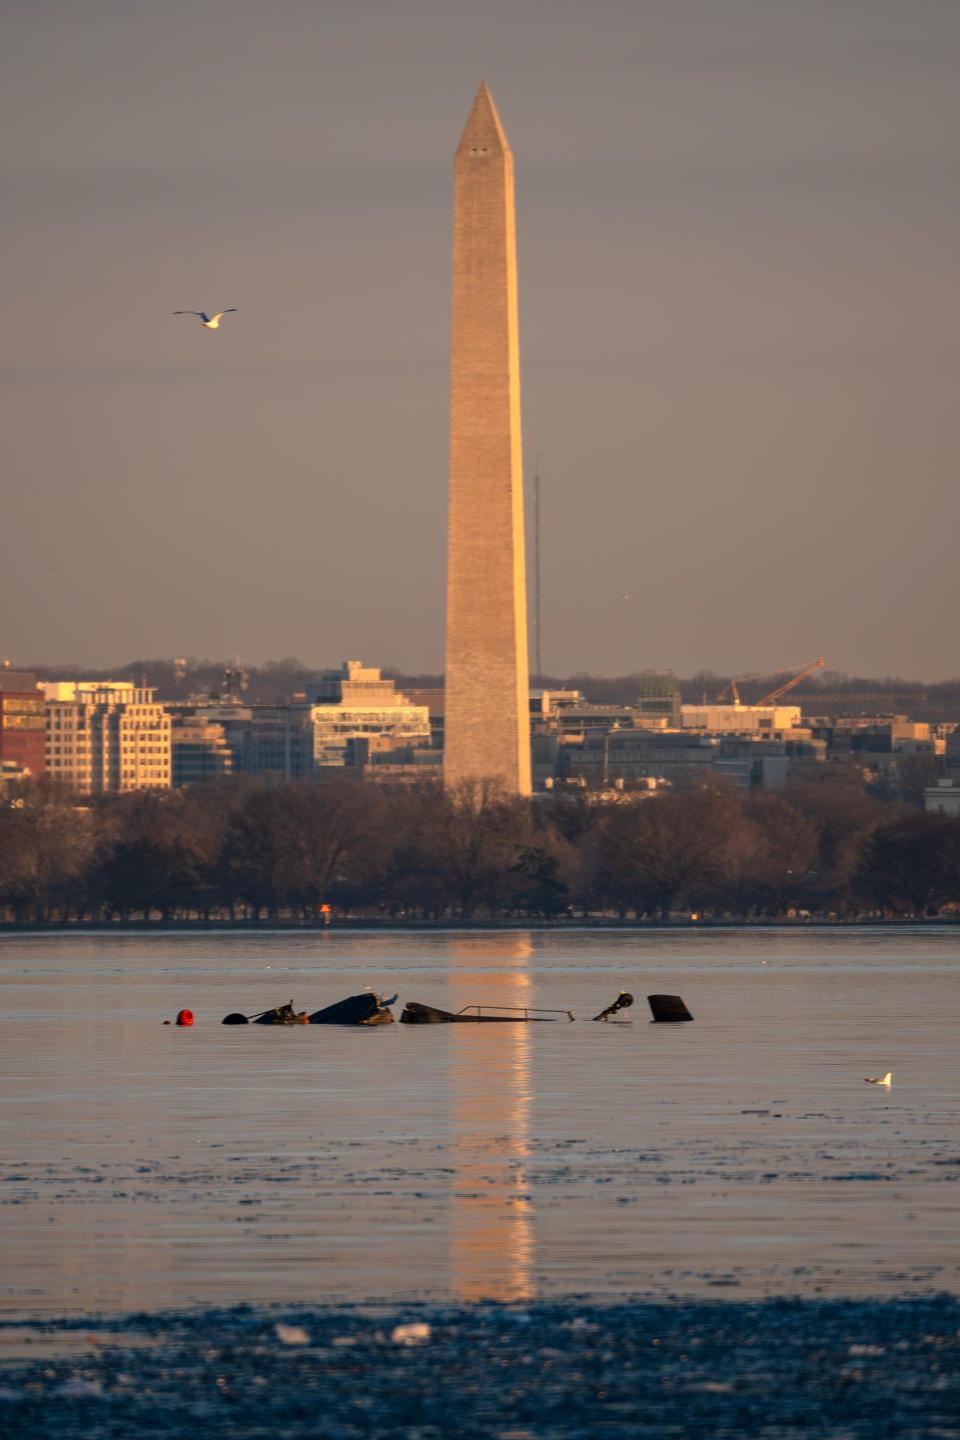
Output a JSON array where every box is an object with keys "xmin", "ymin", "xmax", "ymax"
[
  {"xmin": 714, "ymin": 672, "xmax": 756, "ymax": 704},
  {"xmin": 754, "ymin": 657, "xmax": 824, "ymax": 707},
  {"xmin": 715, "ymin": 658, "xmax": 825, "ymax": 708}
]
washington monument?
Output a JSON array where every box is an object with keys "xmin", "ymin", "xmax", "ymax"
[{"xmin": 444, "ymin": 82, "xmax": 531, "ymax": 797}]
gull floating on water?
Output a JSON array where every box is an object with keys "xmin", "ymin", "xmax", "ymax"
[
  {"xmin": 864, "ymin": 1072, "xmax": 892, "ymax": 1087},
  {"xmin": 173, "ymin": 309, "xmax": 237, "ymax": 329}
]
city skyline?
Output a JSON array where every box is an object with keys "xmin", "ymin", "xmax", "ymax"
[{"xmin": 3, "ymin": 0, "xmax": 959, "ymax": 680}]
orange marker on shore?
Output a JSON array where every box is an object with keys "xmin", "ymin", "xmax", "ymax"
[{"xmin": 176, "ymin": 1009, "xmax": 195, "ymax": 1027}]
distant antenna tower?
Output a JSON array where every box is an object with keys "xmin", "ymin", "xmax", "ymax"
[{"xmin": 533, "ymin": 458, "xmax": 542, "ymax": 679}]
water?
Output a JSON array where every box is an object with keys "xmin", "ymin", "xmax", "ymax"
[{"xmin": 1, "ymin": 927, "xmax": 958, "ymax": 1318}]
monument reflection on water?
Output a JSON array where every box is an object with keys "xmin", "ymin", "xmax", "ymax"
[
  {"xmin": 447, "ymin": 934, "xmax": 534, "ymax": 1302},
  {"xmin": 4, "ymin": 927, "xmax": 958, "ymax": 1318}
]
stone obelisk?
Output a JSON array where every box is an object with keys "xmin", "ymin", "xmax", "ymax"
[{"xmin": 444, "ymin": 82, "xmax": 531, "ymax": 796}]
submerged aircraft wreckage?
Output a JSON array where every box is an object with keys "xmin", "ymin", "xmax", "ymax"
[{"xmin": 207, "ymin": 991, "xmax": 694, "ymax": 1027}]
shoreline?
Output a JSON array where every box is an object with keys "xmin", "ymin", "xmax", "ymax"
[{"xmin": 2, "ymin": 916, "xmax": 959, "ymax": 935}]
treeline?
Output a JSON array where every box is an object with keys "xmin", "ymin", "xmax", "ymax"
[
  {"xmin": 2, "ymin": 773, "xmax": 959, "ymax": 925},
  {"xmin": 27, "ymin": 657, "xmax": 312, "ymax": 706},
  {"xmin": 25, "ymin": 657, "xmax": 960, "ymax": 722}
]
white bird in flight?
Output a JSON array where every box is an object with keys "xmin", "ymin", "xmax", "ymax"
[
  {"xmin": 173, "ymin": 309, "xmax": 237, "ymax": 329},
  {"xmin": 864, "ymin": 1072, "xmax": 892, "ymax": 1087}
]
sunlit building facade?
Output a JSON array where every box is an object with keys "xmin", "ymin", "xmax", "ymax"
[
  {"xmin": 44, "ymin": 682, "xmax": 171, "ymax": 793},
  {"xmin": 304, "ymin": 662, "xmax": 431, "ymax": 769},
  {"xmin": 0, "ymin": 669, "xmax": 46, "ymax": 778}
]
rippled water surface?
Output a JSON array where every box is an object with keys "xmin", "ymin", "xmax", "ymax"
[{"xmin": 1, "ymin": 927, "xmax": 958, "ymax": 1317}]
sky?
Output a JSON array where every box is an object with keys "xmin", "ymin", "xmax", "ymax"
[{"xmin": 3, "ymin": 0, "xmax": 958, "ymax": 681}]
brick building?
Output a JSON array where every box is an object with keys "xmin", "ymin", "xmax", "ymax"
[{"xmin": 0, "ymin": 668, "xmax": 46, "ymax": 778}]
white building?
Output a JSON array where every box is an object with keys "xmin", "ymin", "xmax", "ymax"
[
  {"xmin": 681, "ymin": 704, "xmax": 802, "ymax": 734},
  {"xmin": 303, "ymin": 662, "xmax": 431, "ymax": 768},
  {"xmin": 924, "ymin": 779, "xmax": 960, "ymax": 818},
  {"xmin": 44, "ymin": 682, "xmax": 171, "ymax": 793}
]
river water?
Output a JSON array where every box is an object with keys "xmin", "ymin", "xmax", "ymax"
[{"xmin": 1, "ymin": 926, "xmax": 958, "ymax": 1319}]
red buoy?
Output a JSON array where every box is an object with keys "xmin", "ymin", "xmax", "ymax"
[{"xmin": 176, "ymin": 1009, "xmax": 195, "ymax": 1027}]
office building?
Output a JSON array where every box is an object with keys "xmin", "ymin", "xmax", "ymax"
[
  {"xmin": 0, "ymin": 668, "xmax": 46, "ymax": 778},
  {"xmin": 636, "ymin": 672, "xmax": 682, "ymax": 727},
  {"xmin": 170, "ymin": 716, "xmax": 234, "ymax": 786},
  {"xmin": 305, "ymin": 662, "xmax": 430, "ymax": 768}
]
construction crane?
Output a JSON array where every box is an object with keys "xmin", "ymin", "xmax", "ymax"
[
  {"xmin": 715, "ymin": 658, "xmax": 825, "ymax": 709},
  {"xmin": 714, "ymin": 667, "xmax": 774, "ymax": 704},
  {"xmin": 754, "ymin": 657, "xmax": 824, "ymax": 707},
  {"xmin": 715, "ymin": 675, "xmax": 748, "ymax": 704}
]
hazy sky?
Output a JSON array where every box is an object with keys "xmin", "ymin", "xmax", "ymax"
[{"xmin": 3, "ymin": 0, "xmax": 958, "ymax": 680}]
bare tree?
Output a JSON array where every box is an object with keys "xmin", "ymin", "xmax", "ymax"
[
  {"xmin": 0, "ymin": 781, "xmax": 96, "ymax": 922},
  {"xmin": 592, "ymin": 787, "xmax": 743, "ymax": 919}
]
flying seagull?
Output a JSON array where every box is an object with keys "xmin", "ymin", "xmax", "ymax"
[
  {"xmin": 864, "ymin": 1072, "xmax": 892, "ymax": 1087},
  {"xmin": 173, "ymin": 309, "xmax": 237, "ymax": 329}
]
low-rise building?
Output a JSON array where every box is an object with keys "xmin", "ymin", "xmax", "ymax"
[
  {"xmin": 559, "ymin": 729, "xmax": 794, "ymax": 792},
  {"xmin": 241, "ymin": 705, "xmax": 315, "ymax": 778},
  {"xmin": 681, "ymin": 704, "xmax": 802, "ymax": 734},
  {"xmin": 167, "ymin": 701, "xmax": 316, "ymax": 780},
  {"xmin": 305, "ymin": 662, "xmax": 431, "ymax": 769},
  {"xmin": 170, "ymin": 716, "xmax": 234, "ymax": 786},
  {"xmin": 345, "ymin": 734, "xmax": 442, "ymax": 783},
  {"xmin": 0, "ymin": 757, "xmax": 33, "ymax": 791},
  {"xmin": 713, "ymin": 754, "xmax": 790, "ymax": 791},
  {"xmin": 848, "ymin": 720, "xmax": 933, "ymax": 753},
  {"xmin": 924, "ymin": 779, "xmax": 960, "ymax": 818},
  {"xmin": 562, "ymin": 730, "xmax": 719, "ymax": 788},
  {"xmin": 532, "ymin": 690, "xmax": 640, "ymax": 741}
]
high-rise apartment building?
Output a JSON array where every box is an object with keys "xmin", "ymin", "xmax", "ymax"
[{"xmin": 44, "ymin": 682, "xmax": 171, "ymax": 793}]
